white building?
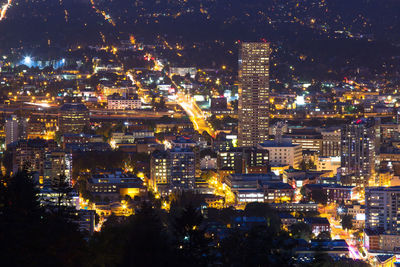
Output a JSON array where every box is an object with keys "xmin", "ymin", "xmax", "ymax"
[
  {"xmin": 107, "ymin": 96, "xmax": 142, "ymax": 110},
  {"xmin": 5, "ymin": 115, "xmax": 27, "ymax": 146},
  {"xmin": 5, "ymin": 115, "xmax": 18, "ymax": 146},
  {"xmin": 316, "ymin": 156, "xmax": 341, "ymax": 175},
  {"xmin": 258, "ymin": 141, "xmax": 302, "ymax": 169}
]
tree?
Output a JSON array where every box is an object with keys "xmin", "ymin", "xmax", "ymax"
[
  {"xmin": 121, "ymin": 203, "xmax": 171, "ymax": 266},
  {"xmin": 300, "ymin": 186, "xmax": 307, "ymax": 197},
  {"xmin": 341, "ymin": 214, "xmax": 353, "ymax": 230},
  {"xmin": 311, "ymin": 189, "xmax": 328, "ymax": 205},
  {"xmin": 0, "ymin": 171, "xmax": 88, "ymax": 266},
  {"xmin": 316, "ymin": 231, "xmax": 331, "ymax": 240},
  {"xmin": 289, "ymin": 222, "xmax": 313, "ymax": 241},
  {"xmin": 220, "ymin": 226, "xmax": 296, "ymax": 266},
  {"xmin": 244, "ymin": 202, "xmax": 281, "ymax": 233},
  {"xmin": 171, "ymin": 204, "xmax": 212, "ymax": 266}
]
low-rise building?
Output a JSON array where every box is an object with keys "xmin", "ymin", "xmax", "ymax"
[
  {"xmin": 225, "ymin": 173, "xmax": 293, "ymax": 203},
  {"xmin": 87, "ymin": 172, "xmax": 146, "ymax": 202},
  {"xmin": 107, "ymin": 94, "xmax": 141, "ymax": 110},
  {"xmin": 304, "ymin": 184, "xmax": 353, "ymax": 204},
  {"xmin": 258, "ymin": 141, "xmax": 302, "ymax": 168},
  {"xmin": 304, "ymin": 217, "xmax": 330, "ymax": 235}
]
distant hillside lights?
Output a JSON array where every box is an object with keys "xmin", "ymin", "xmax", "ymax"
[{"xmin": 19, "ymin": 55, "xmax": 66, "ymax": 69}]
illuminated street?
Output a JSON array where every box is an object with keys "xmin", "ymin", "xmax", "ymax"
[
  {"xmin": 319, "ymin": 204, "xmax": 363, "ymax": 260},
  {"xmin": 175, "ymin": 92, "xmax": 216, "ymax": 138}
]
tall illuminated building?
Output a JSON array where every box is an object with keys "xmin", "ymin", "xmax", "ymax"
[
  {"xmin": 238, "ymin": 42, "xmax": 270, "ymax": 147},
  {"xmin": 340, "ymin": 118, "xmax": 380, "ymax": 187},
  {"xmin": 5, "ymin": 115, "xmax": 27, "ymax": 146}
]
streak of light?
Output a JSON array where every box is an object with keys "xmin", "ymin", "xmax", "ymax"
[
  {"xmin": 90, "ymin": 0, "xmax": 116, "ymax": 27},
  {"xmin": 24, "ymin": 102, "xmax": 51, "ymax": 108},
  {"xmin": 0, "ymin": 0, "xmax": 12, "ymax": 21}
]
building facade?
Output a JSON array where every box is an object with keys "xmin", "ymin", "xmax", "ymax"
[
  {"xmin": 5, "ymin": 115, "xmax": 27, "ymax": 146},
  {"xmin": 321, "ymin": 129, "xmax": 341, "ymax": 157},
  {"xmin": 258, "ymin": 141, "xmax": 302, "ymax": 169},
  {"xmin": 365, "ymin": 186, "xmax": 400, "ymax": 234},
  {"xmin": 341, "ymin": 118, "xmax": 380, "ymax": 187},
  {"xmin": 238, "ymin": 42, "xmax": 270, "ymax": 147},
  {"xmin": 59, "ymin": 103, "xmax": 90, "ymax": 134}
]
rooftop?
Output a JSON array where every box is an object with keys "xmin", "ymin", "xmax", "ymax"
[{"xmin": 259, "ymin": 141, "xmax": 300, "ymax": 148}]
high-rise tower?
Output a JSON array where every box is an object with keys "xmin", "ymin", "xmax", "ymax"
[
  {"xmin": 238, "ymin": 42, "xmax": 270, "ymax": 147},
  {"xmin": 340, "ymin": 118, "xmax": 380, "ymax": 187}
]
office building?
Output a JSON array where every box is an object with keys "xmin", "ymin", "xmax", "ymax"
[
  {"xmin": 169, "ymin": 147, "xmax": 196, "ymax": 189},
  {"xmin": 86, "ymin": 171, "xmax": 146, "ymax": 202},
  {"xmin": 150, "ymin": 150, "xmax": 170, "ymax": 189},
  {"xmin": 9, "ymin": 138, "xmax": 58, "ymax": 178},
  {"xmin": 238, "ymin": 42, "xmax": 270, "ymax": 147},
  {"xmin": 283, "ymin": 129, "xmax": 322, "ymax": 153},
  {"xmin": 316, "ymin": 156, "xmax": 341, "ymax": 175},
  {"xmin": 365, "ymin": 186, "xmax": 400, "ymax": 234},
  {"xmin": 43, "ymin": 150, "xmax": 73, "ymax": 185},
  {"xmin": 59, "ymin": 103, "xmax": 90, "ymax": 134},
  {"xmin": 150, "ymin": 147, "xmax": 196, "ymax": 191},
  {"xmin": 217, "ymin": 147, "xmax": 269, "ymax": 174},
  {"xmin": 5, "ymin": 115, "xmax": 27, "ymax": 146},
  {"xmin": 225, "ymin": 173, "xmax": 293, "ymax": 203},
  {"xmin": 321, "ymin": 128, "xmax": 341, "ymax": 157},
  {"xmin": 341, "ymin": 118, "xmax": 380, "ymax": 187},
  {"xmin": 107, "ymin": 94, "xmax": 141, "ymax": 110},
  {"xmin": 258, "ymin": 141, "xmax": 302, "ymax": 169}
]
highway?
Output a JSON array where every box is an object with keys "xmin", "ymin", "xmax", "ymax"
[
  {"xmin": 128, "ymin": 59, "xmax": 216, "ymax": 137},
  {"xmin": 175, "ymin": 92, "xmax": 216, "ymax": 138},
  {"xmin": 167, "ymin": 72, "xmax": 216, "ymax": 138}
]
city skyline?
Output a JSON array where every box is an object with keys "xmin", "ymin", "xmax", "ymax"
[{"xmin": 2, "ymin": 1, "xmax": 400, "ymax": 266}]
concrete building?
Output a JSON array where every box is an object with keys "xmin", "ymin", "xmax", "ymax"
[
  {"xmin": 217, "ymin": 147, "xmax": 269, "ymax": 174},
  {"xmin": 364, "ymin": 229, "xmax": 400, "ymax": 252},
  {"xmin": 341, "ymin": 118, "xmax": 380, "ymax": 187},
  {"xmin": 238, "ymin": 42, "xmax": 270, "ymax": 147},
  {"xmin": 150, "ymin": 150, "xmax": 170, "ymax": 188},
  {"xmin": 169, "ymin": 147, "xmax": 196, "ymax": 189},
  {"xmin": 59, "ymin": 103, "xmax": 90, "ymax": 134},
  {"xmin": 283, "ymin": 129, "xmax": 322, "ymax": 153},
  {"xmin": 10, "ymin": 139, "xmax": 58, "ymax": 177},
  {"xmin": 321, "ymin": 128, "xmax": 341, "ymax": 157},
  {"xmin": 43, "ymin": 150, "xmax": 73, "ymax": 185},
  {"xmin": 150, "ymin": 147, "xmax": 197, "ymax": 191},
  {"xmin": 258, "ymin": 141, "xmax": 302, "ymax": 169},
  {"xmin": 5, "ymin": 115, "xmax": 27, "ymax": 146},
  {"xmin": 200, "ymin": 155, "xmax": 217, "ymax": 170},
  {"xmin": 304, "ymin": 184, "xmax": 353, "ymax": 204},
  {"xmin": 86, "ymin": 172, "xmax": 146, "ymax": 201},
  {"xmin": 365, "ymin": 186, "xmax": 400, "ymax": 234},
  {"xmin": 225, "ymin": 173, "xmax": 293, "ymax": 203},
  {"xmin": 107, "ymin": 94, "xmax": 141, "ymax": 110},
  {"xmin": 316, "ymin": 156, "xmax": 341, "ymax": 175}
]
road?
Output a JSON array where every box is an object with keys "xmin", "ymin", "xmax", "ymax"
[
  {"xmin": 168, "ymin": 73, "xmax": 216, "ymax": 138},
  {"xmin": 319, "ymin": 204, "xmax": 363, "ymax": 260},
  {"xmin": 128, "ymin": 59, "xmax": 216, "ymax": 138},
  {"xmin": 175, "ymin": 92, "xmax": 216, "ymax": 138}
]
